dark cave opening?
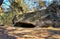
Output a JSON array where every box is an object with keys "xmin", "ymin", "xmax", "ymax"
[{"xmin": 13, "ymin": 22, "xmax": 36, "ymax": 28}]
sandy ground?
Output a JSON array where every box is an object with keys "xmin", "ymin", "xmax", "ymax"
[{"xmin": 0, "ymin": 26, "xmax": 60, "ymax": 39}]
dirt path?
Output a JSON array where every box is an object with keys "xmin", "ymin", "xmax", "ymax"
[
  {"xmin": 0, "ymin": 26, "xmax": 16, "ymax": 39},
  {"xmin": 0, "ymin": 26, "xmax": 60, "ymax": 39}
]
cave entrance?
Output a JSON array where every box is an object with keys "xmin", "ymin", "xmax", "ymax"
[{"xmin": 13, "ymin": 22, "xmax": 36, "ymax": 28}]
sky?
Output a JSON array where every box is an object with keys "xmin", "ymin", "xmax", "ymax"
[
  {"xmin": 24, "ymin": 0, "xmax": 39, "ymax": 10},
  {"xmin": 24, "ymin": 0, "xmax": 54, "ymax": 10},
  {"xmin": 1, "ymin": 0, "xmax": 12, "ymax": 12}
]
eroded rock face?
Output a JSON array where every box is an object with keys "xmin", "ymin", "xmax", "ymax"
[
  {"xmin": 12, "ymin": 10, "xmax": 50, "ymax": 28},
  {"xmin": 12, "ymin": 2, "xmax": 60, "ymax": 28},
  {"xmin": 52, "ymin": 21, "xmax": 60, "ymax": 28},
  {"xmin": 12, "ymin": 11, "xmax": 60, "ymax": 28}
]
